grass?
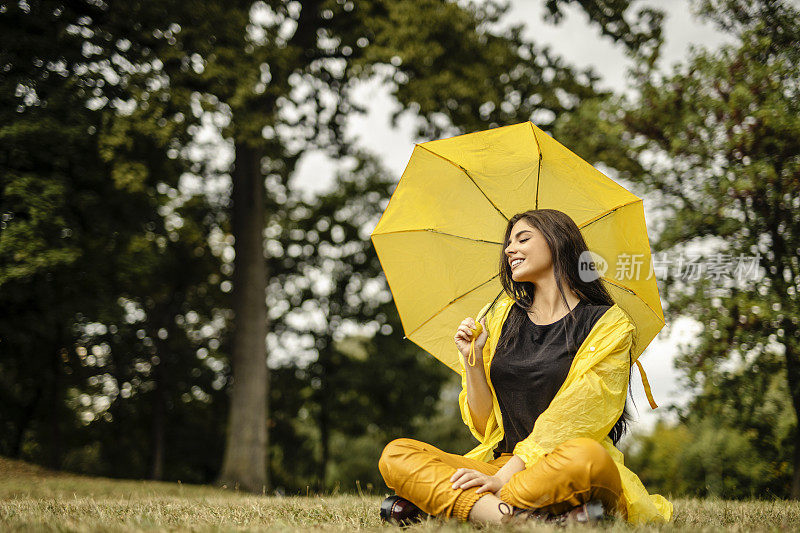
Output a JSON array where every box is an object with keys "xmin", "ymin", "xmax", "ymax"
[{"xmin": 1, "ymin": 457, "xmax": 798, "ymax": 532}]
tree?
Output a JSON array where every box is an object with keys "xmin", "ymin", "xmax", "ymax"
[
  {"xmin": 172, "ymin": 0, "xmax": 661, "ymax": 492},
  {"xmin": 623, "ymin": 357, "xmax": 794, "ymax": 498},
  {"xmin": 0, "ymin": 0, "xmax": 225, "ymax": 481},
  {"xmin": 2, "ymin": 0, "xmax": 664, "ymax": 492},
  {"xmin": 262, "ymin": 153, "xmax": 456, "ymax": 490},
  {"xmin": 603, "ymin": 0, "xmax": 800, "ymax": 498},
  {"xmin": 0, "ymin": 0, "xmax": 173, "ymax": 466},
  {"xmin": 247, "ymin": 0, "xmax": 664, "ymax": 491}
]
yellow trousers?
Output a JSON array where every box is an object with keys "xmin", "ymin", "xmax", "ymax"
[{"xmin": 378, "ymin": 437, "xmax": 625, "ymax": 522}]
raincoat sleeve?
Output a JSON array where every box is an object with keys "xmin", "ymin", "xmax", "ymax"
[
  {"xmin": 512, "ymin": 319, "xmax": 634, "ymax": 468},
  {"xmin": 457, "ymin": 301, "xmax": 497, "ymax": 442}
]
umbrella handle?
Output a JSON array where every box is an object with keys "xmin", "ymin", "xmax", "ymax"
[{"xmin": 467, "ymin": 322, "xmax": 483, "ymax": 366}]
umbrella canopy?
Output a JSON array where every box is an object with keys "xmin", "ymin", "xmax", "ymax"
[{"xmin": 370, "ymin": 121, "xmax": 664, "ymax": 378}]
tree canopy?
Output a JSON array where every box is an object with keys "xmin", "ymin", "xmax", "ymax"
[
  {"xmin": 595, "ymin": 0, "xmax": 800, "ymax": 499},
  {"xmin": 7, "ymin": 0, "xmax": 796, "ymax": 500}
]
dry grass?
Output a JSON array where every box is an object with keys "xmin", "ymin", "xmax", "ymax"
[{"xmin": 1, "ymin": 456, "xmax": 798, "ymax": 532}]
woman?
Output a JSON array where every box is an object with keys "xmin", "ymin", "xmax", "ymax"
[{"xmin": 378, "ymin": 209, "xmax": 673, "ymax": 525}]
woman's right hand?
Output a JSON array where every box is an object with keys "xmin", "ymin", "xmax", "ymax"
[{"xmin": 454, "ymin": 316, "xmax": 488, "ymax": 363}]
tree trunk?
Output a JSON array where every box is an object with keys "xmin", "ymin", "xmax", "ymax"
[
  {"xmin": 12, "ymin": 384, "xmax": 42, "ymax": 458},
  {"xmin": 792, "ymin": 433, "xmax": 800, "ymax": 500},
  {"xmin": 48, "ymin": 346, "xmax": 64, "ymax": 469},
  {"xmin": 317, "ymin": 339, "xmax": 332, "ymax": 490},
  {"xmin": 217, "ymin": 141, "xmax": 270, "ymax": 493},
  {"xmin": 149, "ymin": 354, "xmax": 166, "ymax": 480},
  {"xmin": 319, "ymin": 376, "xmax": 329, "ymax": 490},
  {"xmin": 785, "ymin": 336, "xmax": 800, "ymax": 499}
]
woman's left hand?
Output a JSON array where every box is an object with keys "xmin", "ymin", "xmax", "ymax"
[{"xmin": 450, "ymin": 468, "xmax": 504, "ymax": 494}]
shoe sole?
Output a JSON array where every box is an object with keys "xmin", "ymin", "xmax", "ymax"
[{"xmin": 571, "ymin": 500, "xmax": 606, "ymax": 524}]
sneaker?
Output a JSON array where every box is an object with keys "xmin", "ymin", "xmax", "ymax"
[
  {"xmin": 499, "ymin": 499, "xmax": 607, "ymax": 526},
  {"xmin": 380, "ymin": 495, "xmax": 430, "ymax": 526}
]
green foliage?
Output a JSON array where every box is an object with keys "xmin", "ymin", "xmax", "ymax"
[
  {"xmin": 0, "ymin": 0, "xmax": 227, "ymax": 480},
  {"xmin": 602, "ymin": 0, "xmax": 800, "ymax": 498},
  {"xmin": 543, "ymin": 0, "xmax": 664, "ymax": 62},
  {"xmin": 217, "ymin": 0, "xmax": 658, "ymax": 491},
  {"xmin": 625, "ymin": 366, "xmax": 794, "ymax": 499},
  {"xmin": 1, "ymin": 0, "xmax": 671, "ymax": 493},
  {"xmin": 262, "ymin": 153, "xmax": 456, "ymax": 492}
]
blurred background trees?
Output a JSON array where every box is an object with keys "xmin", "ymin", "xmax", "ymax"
[
  {"xmin": 621, "ymin": 0, "xmax": 800, "ymax": 500},
  {"xmin": 561, "ymin": 0, "xmax": 800, "ymax": 500},
  {"xmin": 2, "ymin": 0, "xmax": 798, "ymax": 499}
]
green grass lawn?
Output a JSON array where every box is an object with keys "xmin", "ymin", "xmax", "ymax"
[{"xmin": 1, "ymin": 456, "xmax": 798, "ymax": 531}]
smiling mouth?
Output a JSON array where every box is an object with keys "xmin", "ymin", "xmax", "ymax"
[{"xmin": 510, "ymin": 259, "xmax": 524, "ymax": 270}]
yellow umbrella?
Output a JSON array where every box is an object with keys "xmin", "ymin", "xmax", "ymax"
[{"xmin": 370, "ymin": 121, "xmax": 663, "ymax": 407}]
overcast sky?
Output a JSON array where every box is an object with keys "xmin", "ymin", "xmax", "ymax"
[{"xmin": 288, "ymin": 0, "xmax": 736, "ymax": 432}]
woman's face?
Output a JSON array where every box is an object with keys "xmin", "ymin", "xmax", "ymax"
[{"xmin": 504, "ymin": 218, "xmax": 553, "ymax": 283}]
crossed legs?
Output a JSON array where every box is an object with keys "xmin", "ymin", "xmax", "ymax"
[{"xmin": 378, "ymin": 437, "xmax": 625, "ymax": 523}]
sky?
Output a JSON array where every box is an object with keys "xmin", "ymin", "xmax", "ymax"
[{"xmin": 288, "ymin": 0, "xmax": 736, "ymax": 432}]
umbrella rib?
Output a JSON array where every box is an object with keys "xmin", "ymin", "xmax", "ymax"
[
  {"xmin": 600, "ymin": 276, "xmax": 637, "ymax": 295},
  {"xmin": 372, "ymin": 227, "xmax": 502, "ymax": 245},
  {"xmin": 477, "ymin": 288, "xmax": 506, "ymax": 322},
  {"xmin": 601, "ymin": 276, "xmax": 665, "ymax": 327},
  {"xmin": 528, "ymin": 122, "xmax": 543, "ymax": 210},
  {"xmin": 578, "ymin": 198, "xmax": 642, "ymax": 229},
  {"xmin": 417, "ymin": 145, "xmax": 509, "ymax": 222},
  {"xmin": 402, "ymin": 274, "xmax": 500, "ymax": 340}
]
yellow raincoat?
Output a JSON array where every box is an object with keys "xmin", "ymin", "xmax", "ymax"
[{"xmin": 458, "ymin": 295, "xmax": 673, "ymax": 524}]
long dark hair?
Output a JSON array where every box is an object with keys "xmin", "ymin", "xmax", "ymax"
[{"xmin": 489, "ymin": 209, "xmax": 634, "ymax": 445}]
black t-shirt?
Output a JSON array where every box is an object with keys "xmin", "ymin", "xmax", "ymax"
[{"xmin": 489, "ymin": 299, "xmax": 611, "ymax": 458}]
